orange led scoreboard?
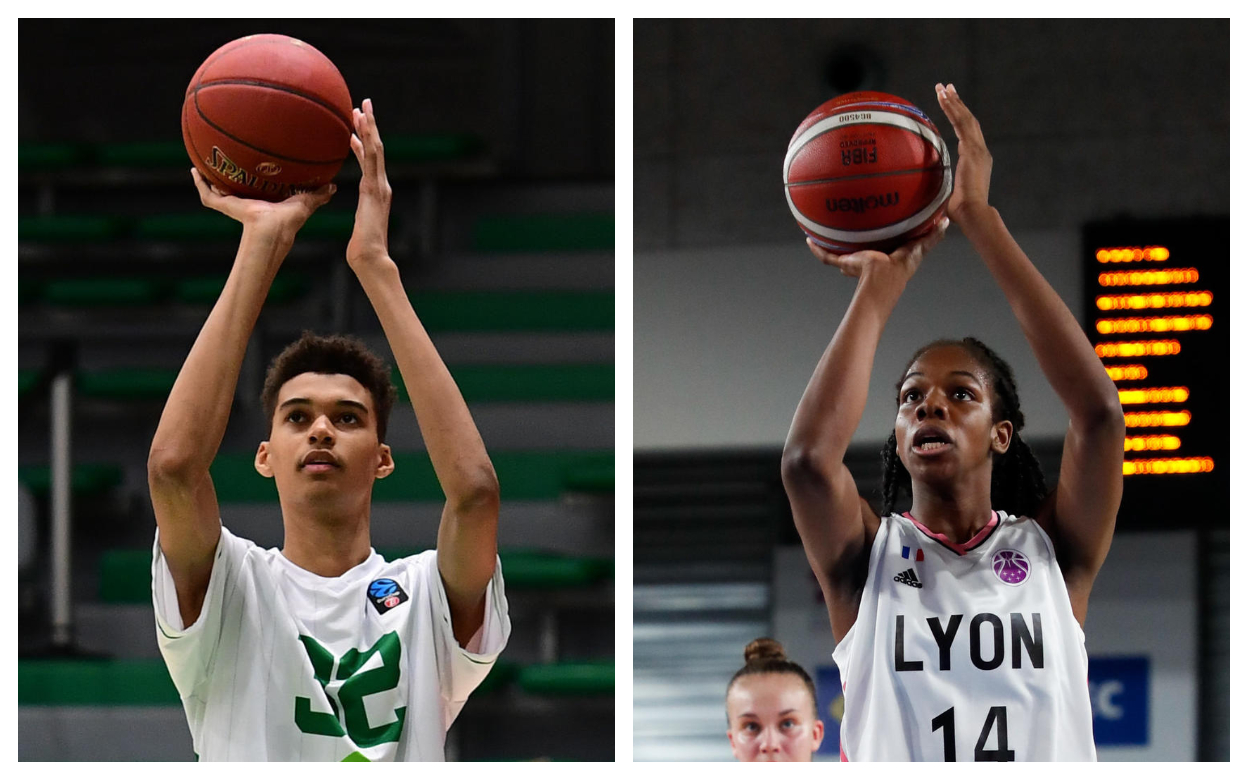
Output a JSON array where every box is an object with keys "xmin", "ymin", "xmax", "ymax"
[{"xmin": 1083, "ymin": 218, "xmax": 1227, "ymax": 526}]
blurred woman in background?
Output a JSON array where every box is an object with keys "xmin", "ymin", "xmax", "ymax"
[{"xmin": 725, "ymin": 637, "xmax": 824, "ymax": 761}]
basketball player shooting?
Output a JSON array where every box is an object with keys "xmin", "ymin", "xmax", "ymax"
[
  {"xmin": 781, "ymin": 84, "xmax": 1124, "ymax": 761},
  {"xmin": 147, "ymin": 99, "xmax": 509, "ymax": 761}
]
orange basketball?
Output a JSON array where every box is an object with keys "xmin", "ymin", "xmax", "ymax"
[
  {"xmin": 783, "ymin": 91, "xmax": 951, "ymax": 253},
  {"xmin": 182, "ymin": 34, "xmax": 353, "ymax": 201}
]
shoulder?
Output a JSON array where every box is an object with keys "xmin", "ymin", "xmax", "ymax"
[{"xmin": 379, "ymin": 549, "xmax": 439, "ymax": 582}]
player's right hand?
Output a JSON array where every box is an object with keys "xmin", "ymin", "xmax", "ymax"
[
  {"xmin": 191, "ymin": 168, "xmax": 335, "ymax": 240},
  {"xmin": 806, "ymin": 217, "xmax": 948, "ymax": 285}
]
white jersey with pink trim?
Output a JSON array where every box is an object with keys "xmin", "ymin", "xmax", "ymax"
[{"xmin": 831, "ymin": 511, "xmax": 1096, "ymax": 761}]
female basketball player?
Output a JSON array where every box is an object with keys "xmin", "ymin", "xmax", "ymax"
[
  {"xmin": 726, "ymin": 638, "xmax": 824, "ymax": 762},
  {"xmin": 781, "ymin": 83, "xmax": 1124, "ymax": 761}
]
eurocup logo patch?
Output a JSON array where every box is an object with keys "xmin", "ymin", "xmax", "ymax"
[
  {"xmin": 367, "ymin": 578, "xmax": 409, "ymax": 615},
  {"xmin": 992, "ymin": 549, "xmax": 1030, "ymax": 586}
]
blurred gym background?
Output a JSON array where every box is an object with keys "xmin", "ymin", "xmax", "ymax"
[
  {"xmin": 633, "ymin": 19, "xmax": 1228, "ymax": 761},
  {"xmin": 18, "ymin": 19, "xmax": 614, "ymax": 761}
]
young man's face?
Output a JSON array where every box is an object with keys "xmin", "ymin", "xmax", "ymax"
[{"xmin": 255, "ymin": 372, "xmax": 393, "ymax": 507}]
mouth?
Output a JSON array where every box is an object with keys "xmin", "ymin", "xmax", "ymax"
[
  {"xmin": 911, "ymin": 425, "xmax": 953, "ymax": 456},
  {"xmin": 300, "ymin": 450, "xmax": 340, "ymax": 472}
]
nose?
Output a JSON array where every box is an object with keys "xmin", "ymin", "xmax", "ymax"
[
  {"xmin": 916, "ymin": 390, "xmax": 947, "ymax": 420},
  {"xmin": 759, "ymin": 727, "xmax": 782, "ymax": 754},
  {"xmin": 307, "ymin": 414, "xmax": 336, "ymax": 445}
]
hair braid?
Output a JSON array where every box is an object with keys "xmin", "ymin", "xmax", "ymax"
[{"xmin": 880, "ymin": 432, "xmax": 904, "ymax": 516}]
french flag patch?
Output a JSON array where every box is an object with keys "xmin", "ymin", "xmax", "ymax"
[{"xmin": 902, "ymin": 545, "xmax": 925, "ymax": 562}]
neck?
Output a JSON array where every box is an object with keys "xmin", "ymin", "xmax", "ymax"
[
  {"xmin": 279, "ymin": 494, "xmax": 373, "ymax": 577},
  {"xmin": 907, "ymin": 469, "xmax": 994, "ymax": 544}
]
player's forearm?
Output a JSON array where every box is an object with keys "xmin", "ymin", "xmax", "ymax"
[
  {"xmin": 783, "ymin": 275, "xmax": 904, "ymax": 475},
  {"xmin": 353, "ymin": 259, "xmax": 500, "ymax": 507},
  {"xmin": 960, "ymin": 205, "xmax": 1122, "ymax": 427},
  {"xmin": 149, "ymin": 228, "xmax": 292, "ymax": 474}
]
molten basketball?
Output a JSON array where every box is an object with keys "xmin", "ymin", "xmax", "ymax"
[
  {"xmin": 182, "ymin": 34, "xmax": 353, "ymax": 201},
  {"xmin": 783, "ymin": 91, "xmax": 951, "ymax": 253}
]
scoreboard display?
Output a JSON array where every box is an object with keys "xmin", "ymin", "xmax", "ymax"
[{"xmin": 1082, "ymin": 217, "xmax": 1228, "ymax": 528}]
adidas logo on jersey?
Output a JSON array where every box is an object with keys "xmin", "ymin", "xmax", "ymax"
[{"xmin": 893, "ymin": 568, "xmax": 923, "ymax": 588}]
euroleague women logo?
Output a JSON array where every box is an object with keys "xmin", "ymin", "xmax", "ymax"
[
  {"xmin": 992, "ymin": 549, "xmax": 1030, "ymax": 585},
  {"xmin": 367, "ymin": 577, "xmax": 409, "ymax": 615}
]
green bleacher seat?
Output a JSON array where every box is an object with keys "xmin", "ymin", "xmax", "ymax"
[
  {"xmin": 517, "ymin": 661, "xmax": 614, "ymax": 696},
  {"xmin": 100, "ymin": 546, "xmax": 612, "ymax": 604},
  {"xmin": 408, "ymin": 290, "xmax": 613, "ymax": 332},
  {"xmin": 18, "ymin": 463, "xmax": 123, "ymax": 497},
  {"xmin": 18, "ymin": 657, "xmax": 610, "ymax": 706},
  {"xmin": 18, "ymin": 142, "xmax": 91, "ymax": 170},
  {"xmin": 41, "ymin": 277, "xmax": 164, "ymax": 307},
  {"xmin": 19, "ymin": 278, "xmax": 42, "ymax": 305},
  {"xmin": 78, "ymin": 368, "xmax": 178, "ymax": 400},
  {"xmin": 473, "ymin": 660, "xmax": 519, "ymax": 695},
  {"xmin": 97, "ymin": 548, "xmax": 151, "ymax": 603},
  {"xmin": 18, "ymin": 369, "xmax": 40, "ymax": 398},
  {"xmin": 133, "ymin": 213, "xmax": 242, "ymax": 241},
  {"xmin": 384, "ymin": 134, "xmax": 484, "ymax": 162},
  {"xmin": 95, "ymin": 140, "xmax": 188, "ymax": 168},
  {"xmin": 394, "ymin": 364, "xmax": 613, "ymax": 403},
  {"xmin": 561, "ymin": 453, "xmax": 615, "ymax": 494},
  {"xmin": 299, "ymin": 210, "xmax": 358, "ymax": 240},
  {"xmin": 133, "ymin": 210, "xmax": 357, "ymax": 243},
  {"xmin": 208, "ymin": 449, "xmax": 612, "ymax": 503},
  {"xmin": 173, "ymin": 273, "xmax": 310, "ymax": 306},
  {"xmin": 19, "ymin": 214, "xmax": 128, "ymax": 243},
  {"xmin": 472, "ymin": 213, "xmax": 613, "ymax": 253},
  {"xmin": 19, "ymin": 659, "xmax": 179, "ymax": 706}
]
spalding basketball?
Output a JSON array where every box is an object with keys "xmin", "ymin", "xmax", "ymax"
[
  {"xmin": 783, "ymin": 91, "xmax": 951, "ymax": 253},
  {"xmin": 182, "ymin": 34, "xmax": 353, "ymax": 201}
]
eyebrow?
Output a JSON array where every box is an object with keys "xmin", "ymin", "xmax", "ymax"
[
  {"xmin": 902, "ymin": 370, "xmax": 980, "ymax": 383},
  {"xmin": 278, "ymin": 398, "xmax": 370, "ymax": 413}
]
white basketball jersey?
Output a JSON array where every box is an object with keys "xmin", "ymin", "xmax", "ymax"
[
  {"xmin": 831, "ymin": 511, "xmax": 1096, "ymax": 761},
  {"xmin": 152, "ymin": 525, "xmax": 510, "ymax": 761}
]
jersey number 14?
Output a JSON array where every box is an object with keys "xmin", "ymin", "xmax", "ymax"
[{"xmin": 931, "ymin": 705, "xmax": 1015, "ymax": 761}]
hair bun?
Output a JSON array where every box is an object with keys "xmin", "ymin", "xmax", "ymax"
[{"xmin": 744, "ymin": 637, "xmax": 787, "ymax": 664}]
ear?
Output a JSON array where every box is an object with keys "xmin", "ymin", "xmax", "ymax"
[
  {"xmin": 991, "ymin": 419, "xmax": 1013, "ymax": 455},
  {"xmin": 375, "ymin": 443, "xmax": 395, "ymax": 480},
  {"xmin": 811, "ymin": 719, "xmax": 826, "ymax": 753},
  {"xmin": 254, "ymin": 441, "xmax": 274, "ymax": 478},
  {"xmin": 726, "ymin": 728, "xmax": 741, "ymax": 760}
]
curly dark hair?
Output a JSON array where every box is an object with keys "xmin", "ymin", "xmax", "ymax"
[
  {"xmin": 726, "ymin": 637, "xmax": 818, "ymax": 719},
  {"xmin": 260, "ymin": 331, "xmax": 399, "ymax": 442},
  {"xmin": 880, "ymin": 337, "xmax": 1048, "ymax": 519}
]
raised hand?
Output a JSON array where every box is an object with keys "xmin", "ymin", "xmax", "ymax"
[
  {"xmin": 805, "ymin": 217, "xmax": 949, "ymax": 285},
  {"xmin": 935, "ymin": 83, "xmax": 992, "ymax": 224},
  {"xmin": 191, "ymin": 169, "xmax": 334, "ymax": 241},
  {"xmin": 346, "ymin": 98, "xmax": 393, "ymax": 269}
]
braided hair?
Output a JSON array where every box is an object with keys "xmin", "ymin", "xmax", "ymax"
[
  {"xmin": 880, "ymin": 337, "xmax": 1049, "ymax": 518},
  {"xmin": 726, "ymin": 638, "xmax": 818, "ymax": 719}
]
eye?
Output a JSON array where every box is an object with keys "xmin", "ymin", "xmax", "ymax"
[
  {"xmin": 285, "ymin": 410, "xmax": 306, "ymax": 423},
  {"xmin": 902, "ymin": 387, "xmax": 922, "ymax": 403},
  {"xmin": 339, "ymin": 412, "xmax": 358, "ymax": 424},
  {"xmin": 781, "ymin": 718, "xmax": 796, "ymax": 730},
  {"xmin": 743, "ymin": 722, "xmax": 760, "ymax": 733},
  {"xmin": 953, "ymin": 387, "xmax": 973, "ymax": 401}
]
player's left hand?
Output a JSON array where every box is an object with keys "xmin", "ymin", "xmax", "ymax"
[
  {"xmin": 935, "ymin": 83, "xmax": 992, "ymax": 224},
  {"xmin": 346, "ymin": 98, "xmax": 393, "ymax": 270}
]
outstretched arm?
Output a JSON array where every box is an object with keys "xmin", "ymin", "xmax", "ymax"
[
  {"xmin": 148, "ymin": 173, "xmax": 334, "ymax": 628},
  {"xmin": 935, "ymin": 83, "xmax": 1124, "ymax": 617},
  {"xmin": 346, "ymin": 99, "xmax": 499, "ymax": 646},
  {"xmin": 783, "ymin": 224, "xmax": 946, "ymax": 640}
]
